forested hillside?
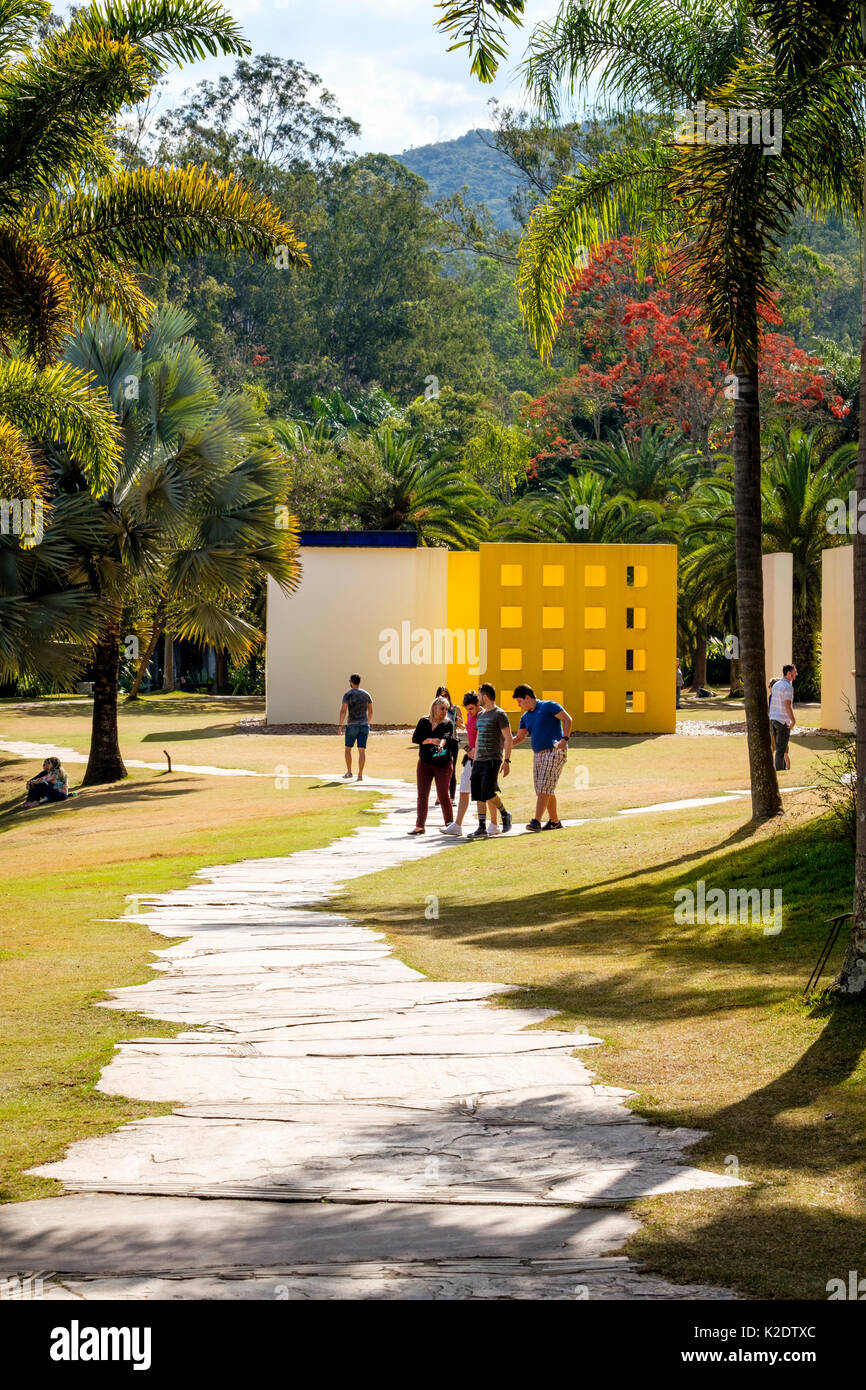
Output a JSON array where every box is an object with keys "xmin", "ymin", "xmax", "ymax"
[{"xmin": 398, "ymin": 127, "xmax": 521, "ymax": 226}]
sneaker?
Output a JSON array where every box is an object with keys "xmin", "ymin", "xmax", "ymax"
[
  {"xmin": 487, "ymin": 823, "xmax": 502, "ymax": 836},
  {"xmin": 542, "ymin": 820, "xmax": 564, "ymax": 830},
  {"xmin": 501, "ymin": 809, "xmax": 512, "ymax": 833},
  {"xmin": 525, "ymin": 818, "xmax": 543, "ymax": 832},
  {"xmin": 466, "ymin": 827, "xmax": 489, "ymax": 840},
  {"xmin": 439, "ymin": 823, "xmax": 462, "ymax": 836}
]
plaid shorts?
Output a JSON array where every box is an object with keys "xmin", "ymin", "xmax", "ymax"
[{"xmin": 533, "ymin": 747, "xmax": 566, "ymax": 796}]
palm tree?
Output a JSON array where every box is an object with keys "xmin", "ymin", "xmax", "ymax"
[
  {"xmin": 0, "ymin": 0, "xmax": 308, "ymax": 775},
  {"xmin": 515, "ymin": 0, "xmax": 862, "ymax": 819},
  {"xmin": 746, "ymin": 0, "xmax": 866, "ymax": 996},
  {"xmin": 497, "ymin": 468, "xmax": 670, "ymax": 543},
  {"xmin": 58, "ymin": 307, "xmax": 300, "ymax": 784},
  {"xmin": 583, "ymin": 426, "xmax": 696, "ymax": 503},
  {"xmin": 0, "ymin": 491, "xmax": 106, "ymax": 688},
  {"xmin": 0, "ymin": 1, "xmax": 307, "ymax": 380},
  {"xmin": 346, "ymin": 426, "xmax": 490, "ymax": 547}
]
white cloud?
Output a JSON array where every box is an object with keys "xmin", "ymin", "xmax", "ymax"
[{"xmin": 193, "ymin": 0, "xmax": 567, "ymax": 154}]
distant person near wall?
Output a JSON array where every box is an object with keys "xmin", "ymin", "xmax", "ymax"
[
  {"xmin": 768, "ymin": 663, "xmax": 797, "ymax": 772},
  {"xmin": 338, "ymin": 674, "xmax": 373, "ymax": 782}
]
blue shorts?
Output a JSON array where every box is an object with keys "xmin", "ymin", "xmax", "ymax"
[{"xmin": 345, "ymin": 722, "xmax": 369, "ymax": 749}]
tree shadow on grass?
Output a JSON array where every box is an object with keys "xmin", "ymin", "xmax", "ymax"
[
  {"xmin": 630, "ymin": 1195, "xmax": 865, "ymax": 1300},
  {"xmin": 0, "ymin": 777, "xmax": 200, "ymax": 833},
  {"xmin": 141, "ymin": 724, "xmax": 243, "ymax": 743},
  {"xmin": 0, "ymin": 696, "xmax": 262, "ymax": 720},
  {"xmin": 359, "ymin": 817, "xmax": 854, "ymax": 1029}
]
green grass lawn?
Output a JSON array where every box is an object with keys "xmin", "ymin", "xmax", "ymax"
[
  {"xmin": 334, "ymin": 791, "xmax": 865, "ymax": 1301},
  {"xmin": 1, "ymin": 694, "xmax": 860, "ymax": 1302},
  {"xmin": 0, "ymin": 753, "xmax": 373, "ymax": 1201}
]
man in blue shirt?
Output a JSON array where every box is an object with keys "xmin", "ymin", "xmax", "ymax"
[{"xmin": 512, "ymin": 684, "xmax": 572, "ymax": 831}]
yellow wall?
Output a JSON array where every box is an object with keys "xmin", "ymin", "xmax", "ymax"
[
  {"xmin": 445, "ymin": 550, "xmax": 480, "ymax": 701},
  {"xmin": 821, "ymin": 545, "xmax": 854, "ymax": 732},
  {"xmin": 475, "ymin": 542, "xmax": 677, "ymax": 732}
]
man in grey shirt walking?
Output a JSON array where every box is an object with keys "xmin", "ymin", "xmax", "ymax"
[{"xmin": 338, "ymin": 674, "xmax": 373, "ymax": 781}]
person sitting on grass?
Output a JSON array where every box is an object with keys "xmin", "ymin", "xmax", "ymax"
[{"xmin": 24, "ymin": 757, "xmax": 69, "ymax": 806}]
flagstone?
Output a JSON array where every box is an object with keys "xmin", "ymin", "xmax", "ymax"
[{"xmin": 15, "ymin": 777, "xmax": 743, "ymax": 1300}]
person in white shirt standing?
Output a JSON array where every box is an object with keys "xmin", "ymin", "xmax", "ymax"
[{"xmin": 768, "ymin": 663, "xmax": 797, "ymax": 771}]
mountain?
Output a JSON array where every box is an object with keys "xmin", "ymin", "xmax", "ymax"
[{"xmin": 397, "ymin": 128, "xmax": 520, "ymax": 227}]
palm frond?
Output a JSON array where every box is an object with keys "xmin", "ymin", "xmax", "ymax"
[
  {"xmin": 435, "ymin": 0, "xmax": 526, "ymax": 82},
  {"xmin": 517, "ymin": 142, "xmax": 676, "ymax": 359},
  {"xmin": 523, "ymin": 0, "xmax": 750, "ymax": 120},
  {"xmin": 0, "ymin": 358, "xmax": 120, "ymax": 492},
  {"xmin": 40, "ymin": 164, "xmax": 310, "ymax": 279},
  {"xmin": 0, "ymin": 224, "xmax": 74, "ymax": 363},
  {"xmin": 71, "ymin": 0, "xmax": 250, "ymax": 73}
]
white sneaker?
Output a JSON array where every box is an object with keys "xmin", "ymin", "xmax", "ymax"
[
  {"xmin": 487, "ymin": 823, "xmax": 502, "ymax": 836},
  {"xmin": 439, "ymin": 823, "xmax": 463, "ymax": 837}
]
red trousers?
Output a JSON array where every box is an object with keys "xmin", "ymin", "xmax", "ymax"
[{"xmin": 416, "ymin": 759, "xmax": 454, "ymax": 828}]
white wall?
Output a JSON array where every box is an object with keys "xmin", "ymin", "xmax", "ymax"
[
  {"xmin": 822, "ymin": 545, "xmax": 854, "ymax": 732},
  {"xmin": 266, "ymin": 547, "xmax": 450, "ymax": 726},
  {"xmin": 762, "ymin": 552, "xmax": 793, "ymax": 682}
]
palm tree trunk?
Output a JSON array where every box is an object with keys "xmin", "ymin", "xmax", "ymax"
[
  {"xmin": 214, "ymin": 647, "xmax": 228, "ymax": 694},
  {"xmin": 690, "ymin": 625, "xmax": 707, "ymax": 690},
  {"xmin": 82, "ymin": 621, "xmax": 127, "ymax": 786},
  {"xmin": 733, "ymin": 366, "xmax": 781, "ymax": 818},
  {"xmin": 838, "ymin": 104, "xmax": 866, "ymax": 993},
  {"xmin": 163, "ymin": 631, "xmax": 175, "ymax": 692},
  {"xmin": 127, "ymin": 622, "xmax": 163, "ymax": 701}
]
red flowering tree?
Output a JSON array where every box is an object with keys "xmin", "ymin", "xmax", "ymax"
[{"xmin": 525, "ymin": 238, "xmax": 844, "ymax": 474}]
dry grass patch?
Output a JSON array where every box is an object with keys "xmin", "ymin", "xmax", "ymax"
[{"xmin": 0, "ymin": 755, "xmax": 372, "ymax": 1201}]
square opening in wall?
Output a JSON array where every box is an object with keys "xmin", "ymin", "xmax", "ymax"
[
  {"xmin": 584, "ymin": 690, "xmax": 605, "ymax": 714},
  {"xmin": 542, "ymin": 648, "xmax": 565, "ymax": 671},
  {"xmin": 500, "ymin": 564, "xmax": 522, "ymax": 586},
  {"xmin": 584, "ymin": 648, "xmax": 606, "ymax": 671},
  {"xmin": 542, "ymin": 606, "xmax": 565, "ymax": 628},
  {"xmin": 500, "ymin": 606, "xmax": 522, "ymax": 628}
]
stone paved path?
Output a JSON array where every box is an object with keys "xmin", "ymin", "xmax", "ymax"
[{"xmin": 1, "ymin": 778, "xmax": 741, "ymax": 1299}]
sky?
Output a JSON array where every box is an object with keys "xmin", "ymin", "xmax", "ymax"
[{"xmin": 159, "ymin": 0, "xmax": 566, "ymax": 154}]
